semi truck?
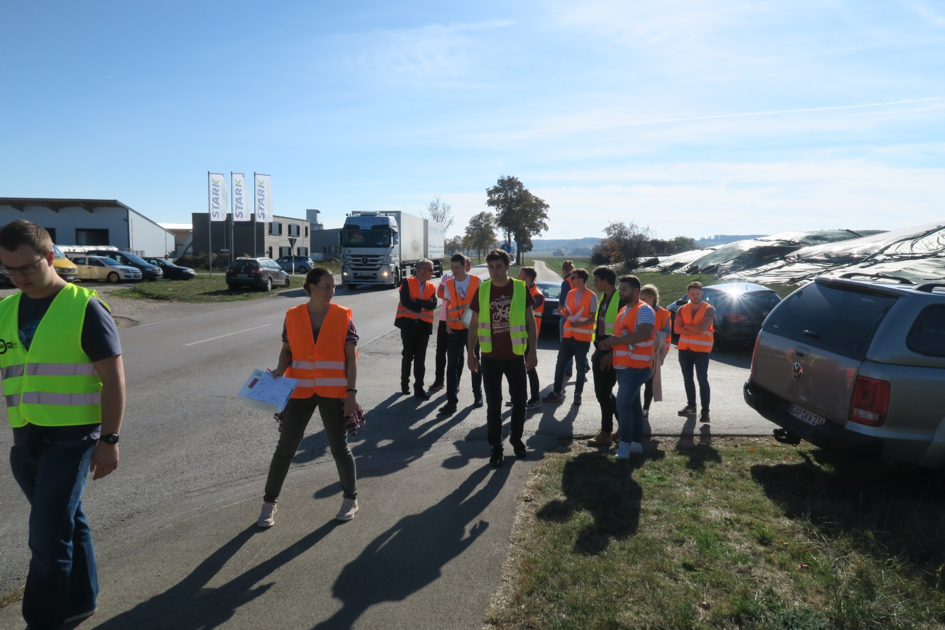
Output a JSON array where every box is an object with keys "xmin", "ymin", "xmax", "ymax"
[{"xmin": 340, "ymin": 211, "xmax": 446, "ymax": 289}]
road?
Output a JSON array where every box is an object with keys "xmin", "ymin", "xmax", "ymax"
[{"xmin": 0, "ymin": 262, "xmax": 773, "ymax": 607}]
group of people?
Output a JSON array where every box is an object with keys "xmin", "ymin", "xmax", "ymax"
[{"xmin": 0, "ymin": 217, "xmax": 714, "ymax": 629}]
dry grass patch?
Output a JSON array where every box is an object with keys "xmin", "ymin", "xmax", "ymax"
[{"xmin": 486, "ymin": 437, "xmax": 945, "ymax": 629}]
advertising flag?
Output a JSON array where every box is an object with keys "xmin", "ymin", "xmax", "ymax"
[
  {"xmin": 255, "ymin": 173, "xmax": 272, "ymax": 223},
  {"xmin": 209, "ymin": 173, "xmax": 227, "ymax": 221},
  {"xmin": 232, "ymin": 173, "xmax": 249, "ymax": 221}
]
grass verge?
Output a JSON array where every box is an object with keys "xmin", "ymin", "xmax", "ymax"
[
  {"xmin": 486, "ymin": 437, "xmax": 945, "ymax": 630},
  {"xmin": 111, "ymin": 275, "xmax": 307, "ymax": 303}
]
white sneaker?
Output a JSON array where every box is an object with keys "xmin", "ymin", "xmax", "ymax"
[
  {"xmin": 615, "ymin": 441, "xmax": 631, "ymax": 460},
  {"xmin": 257, "ymin": 502, "xmax": 277, "ymax": 528},
  {"xmin": 629, "ymin": 441, "xmax": 644, "ymax": 456},
  {"xmin": 335, "ymin": 498, "xmax": 359, "ymax": 522}
]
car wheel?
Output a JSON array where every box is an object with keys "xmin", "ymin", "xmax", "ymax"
[
  {"xmin": 107, "ymin": 272, "xmax": 120, "ymax": 283},
  {"xmin": 284, "ymin": 276, "xmax": 291, "ymax": 288},
  {"xmin": 297, "ymin": 266, "xmax": 309, "ymax": 274},
  {"xmin": 265, "ymin": 277, "xmax": 273, "ymax": 292}
]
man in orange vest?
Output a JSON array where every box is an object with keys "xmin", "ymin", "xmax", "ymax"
[
  {"xmin": 544, "ymin": 268, "xmax": 598, "ymax": 406},
  {"xmin": 674, "ymin": 281, "xmax": 716, "ymax": 422},
  {"xmin": 395, "ymin": 259, "xmax": 438, "ymax": 400},
  {"xmin": 439, "ymin": 253, "xmax": 483, "ymax": 415},
  {"xmin": 516, "ymin": 266, "xmax": 544, "ymax": 408}
]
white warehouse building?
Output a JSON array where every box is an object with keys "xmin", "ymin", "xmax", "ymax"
[{"xmin": 0, "ymin": 197, "xmax": 176, "ymax": 257}]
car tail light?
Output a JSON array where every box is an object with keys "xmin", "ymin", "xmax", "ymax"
[
  {"xmin": 848, "ymin": 376, "xmax": 890, "ymax": 426},
  {"xmin": 226, "ymin": 268, "xmax": 234, "ymax": 274},
  {"xmin": 725, "ymin": 312, "xmax": 749, "ymax": 323},
  {"xmin": 251, "ymin": 268, "xmax": 261, "ymax": 275}
]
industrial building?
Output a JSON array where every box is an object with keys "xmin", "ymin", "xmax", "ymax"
[{"xmin": 190, "ymin": 213, "xmax": 312, "ymax": 260}]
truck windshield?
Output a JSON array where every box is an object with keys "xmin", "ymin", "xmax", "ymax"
[{"xmin": 342, "ymin": 226, "xmax": 390, "ymax": 248}]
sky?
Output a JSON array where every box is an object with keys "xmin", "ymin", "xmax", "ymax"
[{"xmin": 2, "ymin": 1, "xmax": 943, "ymax": 241}]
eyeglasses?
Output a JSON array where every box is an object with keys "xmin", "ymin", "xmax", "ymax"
[{"xmin": 1, "ymin": 258, "xmax": 45, "ymax": 277}]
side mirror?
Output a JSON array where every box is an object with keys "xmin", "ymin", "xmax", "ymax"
[{"xmin": 675, "ymin": 297, "xmax": 687, "ymax": 306}]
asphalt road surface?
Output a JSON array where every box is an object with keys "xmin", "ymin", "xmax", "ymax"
[{"xmin": 0, "ymin": 263, "xmax": 774, "ymax": 600}]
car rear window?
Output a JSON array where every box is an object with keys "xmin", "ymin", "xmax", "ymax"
[
  {"xmin": 762, "ymin": 282, "xmax": 897, "ymax": 360},
  {"xmin": 907, "ymin": 305, "xmax": 945, "ymax": 357},
  {"xmin": 231, "ymin": 261, "xmax": 259, "ymax": 273}
]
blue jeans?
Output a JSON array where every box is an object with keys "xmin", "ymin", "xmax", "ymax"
[
  {"xmin": 616, "ymin": 367, "xmax": 652, "ymax": 444},
  {"xmin": 553, "ymin": 337, "xmax": 590, "ymax": 395},
  {"xmin": 10, "ymin": 427, "xmax": 99, "ymax": 629},
  {"xmin": 678, "ymin": 349, "xmax": 711, "ymax": 410}
]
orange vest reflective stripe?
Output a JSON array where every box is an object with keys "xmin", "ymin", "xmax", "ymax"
[
  {"xmin": 395, "ymin": 276, "xmax": 436, "ymax": 325},
  {"xmin": 677, "ymin": 302, "xmax": 714, "ymax": 353},
  {"xmin": 563, "ymin": 289, "xmax": 595, "ymax": 342},
  {"xmin": 613, "ymin": 302, "xmax": 656, "ymax": 368},
  {"xmin": 285, "ymin": 303, "xmax": 351, "ymax": 399},
  {"xmin": 445, "ymin": 274, "xmax": 481, "ymax": 330},
  {"xmin": 655, "ymin": 306, "xmax": 672, "ymax": 353},
  {"xmin": 528, "ymin": 284, "xmax": 543, "ymax": 327}
]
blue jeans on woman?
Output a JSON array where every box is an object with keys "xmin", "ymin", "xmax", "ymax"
[
  {"xmin": 10, "ymin": 425, "xmax": 99, "ymax": 630},
  {"xmin": 615, "ymin": 366, "xmax": 652, "ymax": 444}
]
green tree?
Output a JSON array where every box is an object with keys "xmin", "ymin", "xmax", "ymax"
[
  {"xmin": 464, "ymin": 211, "xmax": 497, "ymax": 261},
  {"xmin": 591, "ymin": 221, "xmax": 653, "ymax": 271},
  {"xmin": 485, "ymin": 175, "xmax": 550, "ymax": 265}
]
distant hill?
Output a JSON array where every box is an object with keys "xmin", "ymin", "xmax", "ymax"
[
  {"xmin": 529, "ymin": 237, "xmax": 601, "ymax": 256},
  {"xmin": 696, "ymin": 234, "xmax": 767, "ymax": 247}
]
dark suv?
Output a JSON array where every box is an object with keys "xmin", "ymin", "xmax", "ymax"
[
  {"xmin": 226, "ymin": 257, "xmax": 290, "ymax": 291},
  {"xmin": 744, "ymin": 276, "xmax": 945, "ymax": 468},
  {"xmin": 86, "ymin": 250, "xmax": 163, "ymax": 280},
  {"xmin": 276, "ymin": 255, "xmax": 315, "ymax": 274}
]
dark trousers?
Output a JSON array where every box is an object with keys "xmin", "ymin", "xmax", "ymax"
[
  {"xmin": 482, "ymin": 355, "xmax": 528, "ymax": 448},
  {"xmin": 433, "ymin": 320, "xmax": 448, "ymax": 385},
  {"xmin": 264, "ymin": 393, "xmax": 357, "ymax": 502},
  {"xmin": 400, "ymin": 322, "xmax": 431, "ymax": 392},
  {"xmin": 525, "ymin": 341, "xmax": 540, "ymax": 401},
  {"xmin": 446, "ymin": 328, "xmax": 481, "ymax": 406},
  {"xmin": 10, "ymin": 429, "xmax": 99, "ymax": 629},
  {"xmin": 553, "ymin": 336, "xmax": 591, "ymax": 395},
  {"xmin": 643, "ymin": 373, "xmax": 654, "ymax": 410},
  {"xmin": 591, "ymin": 348, "xmax": 618, "ymax": 433},
  {"xmin": 678, "ymin": 348, "xmax": 711, "ymax": 410}
]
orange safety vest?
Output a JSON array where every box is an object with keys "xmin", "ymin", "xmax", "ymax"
[
  {"xmin": 563, "ymin": 289, "xmax": 595, "ymax": 342},
  {"xmin": 613, "ymin": 302, "xmax": 655, "ymax": 369},
  {"xmin": 655, "ymin": 306, "xmax": 672, "ymax": 353},
  {"xmin": 445, "ymin": 274, "xmax": 481, "ymax": 330},
  {"xmin": 285, "ymin": 303, "xmax": 352, "ymax": 399},
  {"xmin": 677, "ymin": 301, "xmax": 714, "ymax": 353},
  {"xmin": 528, "ymin": 284, "xmax": 544, "ymax": 328},
  {"xmin": 395, "ymin": 276, "xmax": 436, "ymax": 325}
]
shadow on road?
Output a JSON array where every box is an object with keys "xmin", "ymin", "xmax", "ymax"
[{"xmin": 675, "ymin": 419, "xmax": 722, "ymax": 470}]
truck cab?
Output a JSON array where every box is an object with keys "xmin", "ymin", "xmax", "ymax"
[{"xmin": 341, "ymin": 213, "xmax": 401, "ymax": 289}]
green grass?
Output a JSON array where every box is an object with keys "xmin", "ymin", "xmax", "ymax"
[
  {"xmin": 111, "ymin": 275, "xmax": 307, "ymax": 303},
  {"xmin": 486, "ymin": 438, "xmax": 945, "ymax": 629}
]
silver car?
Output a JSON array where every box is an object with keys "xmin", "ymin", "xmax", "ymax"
[{"xmin": 744, "ymin": 276, "xmax": 945, "ymax": 468}]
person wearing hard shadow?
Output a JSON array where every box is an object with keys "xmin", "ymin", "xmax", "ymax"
[
  {"xmin": 395, "ymin": 259, "xmax": 437, "ymax": 400},
  {"xmin": 258, "ymin": 267, "xmax": 360, "ymax": 528}
]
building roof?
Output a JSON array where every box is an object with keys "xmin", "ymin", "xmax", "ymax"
[{"xmin": 0, "ymin": 197, "xmax": 130, "ymax": 212}]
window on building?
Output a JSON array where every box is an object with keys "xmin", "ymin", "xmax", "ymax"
[
  {"xmin": 297, "ymin": 246, "xmax": 308, "ymax": 256},
  {"xmin": 304, "ymin": 226, "xmax": 309, "ymax": 237},
  {"xmin": 44, "ymin": 228, "xmax": 57, "ymax": 242},
  {"xmin": 268, "ymin": 222, "xmax": 283, "ymax": 235},
  {"xmin": 288, "ymin": 224, "xmax": 301, "ymax": 237},
  {"xmin": 75, "ymin": 229, "xmax": 109, "ymax": 246},
  {"xmin": 279, "ymin": 246, "xmax": 291, "ymax": 257}
]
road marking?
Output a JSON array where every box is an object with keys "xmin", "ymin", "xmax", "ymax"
[{"xmin": 184, "ymin": 324, "xmax": 272, "ymax": 347}]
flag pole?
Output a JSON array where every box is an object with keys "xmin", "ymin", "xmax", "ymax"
[
  {"xmin": 253, "ymin": 172, "xmax": 257, "ymax": 258},
  {"xmin": 230, "ymin": 171, "xmax": 234, "ymax": 267},
  {"xmin": 207, "ymin": 171, "xmax": 212, "ymax": 277}
]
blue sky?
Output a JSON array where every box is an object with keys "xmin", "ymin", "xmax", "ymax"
[{"xmin": 2, "ymin": 1, "xmax": 943, "ymax": 240}]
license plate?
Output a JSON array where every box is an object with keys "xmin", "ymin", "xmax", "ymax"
[
  {"xmin": 788, "ymin": 403, "xmax": 826, "ymax": 427},
  {"xmin": 237, "ymin": 274, "xmax": 248, "ymax": 278}
]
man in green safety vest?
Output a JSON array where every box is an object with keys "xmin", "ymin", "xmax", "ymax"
[
  {"xmin": 467, "ymin": 249, "xmax": 538, "ymax": 467},
  {"xmin": 0, "ymin": 220, "xmax": 126, "ymax": 629}
]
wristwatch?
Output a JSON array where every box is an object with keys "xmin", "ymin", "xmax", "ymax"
[{"xmin": 100, "ymin": 433, "xmax": 120, "ymax": 445}]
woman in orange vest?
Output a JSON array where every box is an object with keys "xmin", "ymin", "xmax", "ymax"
[
  {"xmin": 258, "ymin": 267, "xmax": 360, "ymax": 528},
  {"xmin": 559, "ymin": 260, "xmax": 575, "ymax": 376},
  {"xmin": 639, "ymin": 284, "xmax": 672, "ymax": 420},
  {"xmin": 674, "ymin": 281, "xmax": 715, "ymax": 423}
]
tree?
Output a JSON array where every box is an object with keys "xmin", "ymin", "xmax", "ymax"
[
  {"xmin": 485, "ymin": 175, "xmax": 550, "ymax": 265},
  {"xmin": 464, "ymin": 211, "xmax": 497, "ymax": 261},
  {"xmin": 424, "ymin": 195, "xmax": 454, "ymax": 232},
  {"xmin": 591, "ymin": 221, "xmax": 653, "ymax": 271},
  {"xmin": 445, "ymin": 235, "xmax": 464, "ymax": 255}
]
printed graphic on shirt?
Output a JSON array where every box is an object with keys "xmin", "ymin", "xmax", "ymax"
[{"xmin": 491, "ymin": 292, "xmax": 511, "ymax": 336}]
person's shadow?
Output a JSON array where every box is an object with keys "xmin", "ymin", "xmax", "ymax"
[
  {"xmin": 92, "ymin": 522, "xmax": 339, "ymax": 630},
  {"xmin": 535, "ymin": 451, "xmax": 641, "ymax": 555},
  {"xmin": 313, "ymin": 464, "xmax": 509, "ymax": 628},
  {"xmin": 675, "ymin": 418, "xmax": 721, "ymax": 470}
]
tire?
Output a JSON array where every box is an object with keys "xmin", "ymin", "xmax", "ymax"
[
  {"xmin": 107, "ymin": 272, "xmax": 120, "ymax": 283},
  {"xmin": 284, "ymin": 276, "xmax": 291, "ymax": 287},
  {"xmin": 297, "ymin": 266, "xmax": 309, "ymax": 274},
  {"xmin": 347, "ymin": 284, "xmax": 358, "ymax": 291},
  {"xmin": 265, "ymin": 277, "xmax": 273, "ymax": 292}
]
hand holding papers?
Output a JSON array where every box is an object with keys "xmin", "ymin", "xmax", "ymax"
[{"xmin": 238, "ymin": 369, "xmax": 298, "ymax": 413}]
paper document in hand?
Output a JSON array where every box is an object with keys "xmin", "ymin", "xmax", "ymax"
[{"xmin": 238, "ymin": 369, "xmax": 298, "ymax": 413}]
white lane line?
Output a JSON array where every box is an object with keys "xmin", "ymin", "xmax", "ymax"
[{"xmin": 184, "ymin": 324, "xmax": 272, "ymax": 347}]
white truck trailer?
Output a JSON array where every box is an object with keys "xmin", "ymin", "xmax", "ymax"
[{"xmin": 340, "ymin": 211, "xmax": 446, "ymax": 289}]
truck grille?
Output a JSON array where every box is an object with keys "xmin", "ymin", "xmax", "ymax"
[{"xmin": 347, "ymin": 254, "xmax": 385, "ymax": 271}]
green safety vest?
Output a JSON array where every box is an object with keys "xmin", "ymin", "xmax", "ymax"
[
  {"xmin": 596, "ymin": 291, "xmax": 621, "ymax": 337},
  {"xmin": 477, "ymin": 279, "xmax": 528, "ymax": 355},
  {"xmin": 0, "ymin": 284, "xmax": 105, "ymax": 428}
]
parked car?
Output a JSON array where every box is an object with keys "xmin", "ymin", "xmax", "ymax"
[
  {"xmin": 744, "ymin": 276, "xmax": 945, "ymax": 468},
  {"xmin": 668, "ymin": 282, "xmax": 782, "ymax": 351},
  {"xmin": 276, "ymin": 255, "xmax": 315, "ymax": 274},
  {"xmin": 85, "ymin": 249, "xmax": 163, "ymax": 280},
  {"xmin": 69, "ymin": 255, "xmax": 143, "ymax": 283},
  {"xmin": 534, "ymin": 281, "xmax": 562, "ymax": 337},
  {"xmin": 144, "ymin": 257, "xmax": 197, "ymax": 280},
  {"xmin": 226, "ymin": 257, "xmax": 290, "ymax": 291},
  {"xmin": 51, "ymin": 244, "xmax": 79, "ymax": 282}
]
